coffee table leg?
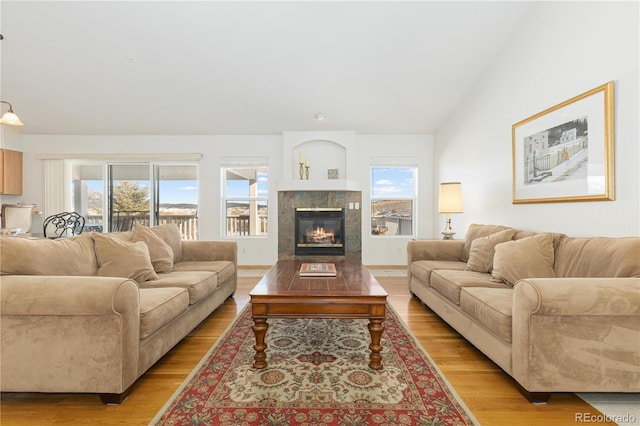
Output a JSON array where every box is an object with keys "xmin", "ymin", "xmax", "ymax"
[
  {"xmin": 368, "ymin": 319, "xmax": 384, "ymax": 370},
  {"xmin": 252, "ymin": 317, "xmax": 269, "ymax": 369}
]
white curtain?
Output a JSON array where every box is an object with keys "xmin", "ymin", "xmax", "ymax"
[{"xmin": 42, "ymin": 159, "xmax": 70, "ymax": 218}]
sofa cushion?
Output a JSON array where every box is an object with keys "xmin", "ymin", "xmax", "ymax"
[
  {"xmin": 93, "ymin": 234, "xmax": 158, "ymax": 283},
  {"xmin": 139, "ymin": 287, "xmax": 189, "ymax": 340},
  {"xmin": 132, "ymin": 225, "xmax": 174, "ymax": 273},
  {"xmin": 172, "ymin": 260, "xmax": 236, "ymax": 284},
  {"xmin": 139, "ymin": 270, "xmax": 218, "ymax": 304},
  {"xmin": 513, "ymin": 230, "xmax": 567, "ymax": 250},
  {"xmin": 462, "ymin": 224, "xmax": 512, "ymax": 262},
  {"xmin": 491, "ymin": 233, "xmax": 555, "ymax": 286},
  {"xmin": 465, "ymin": 228, "xmax": 516, "ymax": 273},
  {"xmin": 0, "ymin": 234, "xmax": 97, "ymax": 276},
  {"xmin": 430, "ymin": 270, "xmax": 509, "ymax": 305},
  {"xmin": 554, "ymin": 236, "xmax": 640, "ymax": 278},
  {"xmin": 460, "ymin": 287, "xmax": 513, "ymax": 343},
  {"xmin": 149, "ymin": 224, "xmax": 183, "ymax": 263},
  {"xmin": 410, "ymin": 260, "xmax": 467, "ymax": 287}
]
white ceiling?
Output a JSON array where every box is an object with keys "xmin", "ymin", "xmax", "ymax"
[{"xmin": 0, "ymin": 1, "xmax": 534, "ymax": 135}]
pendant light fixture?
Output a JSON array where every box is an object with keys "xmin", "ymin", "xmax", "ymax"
[{"xmin": 0, "ymin": 101, "xmax": 24, "ymax": 126}]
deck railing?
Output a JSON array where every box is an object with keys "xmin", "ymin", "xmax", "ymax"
[
  {"xmin": 85, "ymin": 213, "xmax": 199, "ymax": 240},
  {"xmin": 85, "ymin": 212, "xmax": 267, "ymax": 239},
  {"xmin": 226, "ymin": 215, "xmax": 268, "ymax": 236}
]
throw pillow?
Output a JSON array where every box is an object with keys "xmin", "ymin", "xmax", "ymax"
[
  {"xmin": 461, "ymin": 224, "xmax": 512, "ymax": 262},
  {"xmin": 491, "ymin": 233, "xmax": 555, "ymax": 286},
  {"xmin": 149, "ymin": 224, "xmax": 183, "ymax": 263},
  {"xmin": 464, "ymin": 228, "xmax": 516, "ymax": 273},
  {"xmin": 132, "ymin": 224, "xmax": 174, "ymax": 273},
  {"xmin": 0, "ymin": 234, "xmax": 97, "ymax": 276},
  {"xmin": 93, "ymin": 234, "xmax": 158, "ymax": 283}
]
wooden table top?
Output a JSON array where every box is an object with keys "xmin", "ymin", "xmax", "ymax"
[{"xmin": 249, "ymin": 260, "xmax": 388, "ymax": 298}]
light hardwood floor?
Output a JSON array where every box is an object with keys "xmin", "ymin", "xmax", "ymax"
[{"xmin": 0, "ymin": 268, "xmax": 614, "ymax": 425}]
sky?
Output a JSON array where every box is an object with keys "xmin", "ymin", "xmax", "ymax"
[
  {"xmin": 371, "ymin": 167, "xmax": 415, "ymax": 198},
  {"xmin": 86, "ymin": 180, "xmax": 198, "ymax": 204}
]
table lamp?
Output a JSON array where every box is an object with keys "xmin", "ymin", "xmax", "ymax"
[{"xmin": 438, "ymin": 182, "xmax": 463, "ymax": 240}]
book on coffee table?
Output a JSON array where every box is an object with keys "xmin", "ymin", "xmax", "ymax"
[{"xmin": 299, "ymin": 263, "xmax": 337, "ymax": 277}]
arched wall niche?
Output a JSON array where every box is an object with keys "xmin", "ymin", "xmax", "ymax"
[
  {"xmin": 280, "ymin": 131, "xmax": 358, "ymax": 190},
  {"xmin": 294, "ymin": 140, "xmax": 346, "ymax": 180}
]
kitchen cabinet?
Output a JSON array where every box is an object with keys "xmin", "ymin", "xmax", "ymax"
[{"xmin": 0, "ymin": 149, "xmax": 23, "ymax": 195}]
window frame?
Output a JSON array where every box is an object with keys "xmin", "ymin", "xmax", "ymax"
[{"xmin": 221, "ymin": 161, "xmax": 269, "ymax": 238}]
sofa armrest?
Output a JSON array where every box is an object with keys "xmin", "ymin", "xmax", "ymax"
[
  {"xmin": 180, "ymin": 240, "xmax": 238, "ymax": 265},
  {"xmin": 407, "ymin": 239, "xmax": 464, "ymax": 263},
  {"xmin": 1, "ymin": 275, "xmax": 139, "ymax": 315},
  {"xmin": 0, "ymin": 275, "xmax": 141, "ymax": 395},
  {"xmin": 512, "ymin": 277, "xmax": 640, "ymax": 393}
]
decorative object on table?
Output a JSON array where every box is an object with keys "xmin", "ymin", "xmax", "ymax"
[
  {"xmin": 328, "ymin": 168, "xmax": 339, "ymax": 179},
  {"xmin": 512, "ymin": 81, "xmax": 614, "ymax": 203},
  {"xmin": 43, "ymin": 211, "xmax": 86, "ymax": 239},
  {"xmin": 299, "ymin": 262, "xmax": 337, "ymax": 277},
  {"xmin": 438, "ymin": 182, "xmax": 463, "ymax": 240},
  {"xmin": 149, "ymin": 304, "xmax": 478, "ymax": 425},
  {"xmin": 1, "ymin": 204, "xmax": 35, "ymax": 233},
  {"xmin": 0, "ymin": 100, "xmax": 24, "ymax": 126},
  {"xmin": 304, "ymin": 160, "xmax": 309, "ymax": 179}
]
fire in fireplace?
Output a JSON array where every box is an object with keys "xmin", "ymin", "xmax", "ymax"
[{"xmin": 295, "ymin": 208, "xmax": 345, "ymax": 256}]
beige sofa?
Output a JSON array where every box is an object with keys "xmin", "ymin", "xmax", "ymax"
[
  {"xmin": 0, "ymin": 224, "xmax": 237, "ymax": 404},
  {"xmin": 407, "ymin": 224, "xmax": 640, "ymax": 403}
]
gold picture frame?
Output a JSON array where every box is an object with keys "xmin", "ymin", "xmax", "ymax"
[{"xmin": 512, "ymin": 81, "xmax": 614, "ymax": 204}]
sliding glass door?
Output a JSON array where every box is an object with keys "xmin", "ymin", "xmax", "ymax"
[{"xmin": 71, "ymin": 161, "xmax": 198, "ymax": 238}]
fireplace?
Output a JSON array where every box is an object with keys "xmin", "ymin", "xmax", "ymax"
[{"xmin": 295, "ymin": 208, "xmax": 345, "ymax": 256}]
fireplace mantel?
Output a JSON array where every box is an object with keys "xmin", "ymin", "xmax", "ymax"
[{"xmin": 277, "ymin": 179, "xmax": 361, "ymax": 192}]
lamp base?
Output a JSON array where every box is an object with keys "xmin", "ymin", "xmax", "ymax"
[
  {"xmin": 441, "ymin": 218, "xmax": 456, "ymax": 240},
  {"xmin": 441, "ymin": 230, "xmax": 456, "ymax": 240}
]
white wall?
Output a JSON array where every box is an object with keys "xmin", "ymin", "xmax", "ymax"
[
  {"xmin": 435, "ymin": 1, "xmax": 640, "ymax": 238},
  {"xmin": 3, "ymin": 132, "xmax": 433, "ymax": 265}
]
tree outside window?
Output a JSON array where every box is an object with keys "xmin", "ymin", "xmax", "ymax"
[{"xmin": 112, "ymin": 181, "xmax": 150, "ymax": 212}]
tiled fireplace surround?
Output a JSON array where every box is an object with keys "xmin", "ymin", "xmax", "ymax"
[{"xmin": 277, "ymin": 190, "xmax": 362, "ymax": 262}]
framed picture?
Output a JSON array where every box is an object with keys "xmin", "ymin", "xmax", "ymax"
[{"xmin": 512, "ymin": 81, "xmax": 614, "ymax": 204}]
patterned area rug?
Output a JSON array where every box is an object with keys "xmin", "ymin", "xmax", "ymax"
[{"xmin": 150, "ymin": 304, "xmax": 478, "ymax": 425}]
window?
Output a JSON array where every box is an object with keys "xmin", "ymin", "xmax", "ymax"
[
  {"xmin": 70, "ymin": 161, "xmax": 199, "ymax": 239},
  {"xmin": 370, "ymin": 166, "xmax": 416, "ymax": 237},
  {"xmin": 222, "ymin": 165, "xmax": 268, "ymax": 237}
]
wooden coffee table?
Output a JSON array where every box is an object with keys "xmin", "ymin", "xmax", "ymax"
[{"xmin": 249, "ymin": 260, "xmax": 388, "ymax": 370}]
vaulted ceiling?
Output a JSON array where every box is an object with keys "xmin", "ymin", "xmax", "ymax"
[{"xmin": 0, "ymin": 1, "xmax": 534, "ymax": 135}]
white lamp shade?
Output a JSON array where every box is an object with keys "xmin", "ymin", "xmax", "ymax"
[
  {"xmin": 438, "ymin": 182, "xmax": 463, "ymax": 213},
  {"xmin": 0, "ymin": 111, "xmax": 24, "ymax": 126}
]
